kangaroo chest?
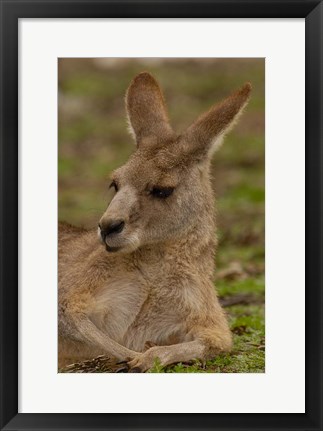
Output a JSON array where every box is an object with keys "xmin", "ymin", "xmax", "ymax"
[
  {"xmin": 89, "ymin": 275, "xmax": 148, "ymax": 345},
  {"xmin": 88, "ymin": 265, "xmax": 201, "ymax": 352}
]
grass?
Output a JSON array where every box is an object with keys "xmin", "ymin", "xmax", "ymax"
[{"xmin": 58, "ymin": 58, "xmax": 265, "ymax": 373}]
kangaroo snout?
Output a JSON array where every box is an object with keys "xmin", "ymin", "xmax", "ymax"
[{"xmin": 99, "ymin": 219, "xmax": 125, "ymax": 241}]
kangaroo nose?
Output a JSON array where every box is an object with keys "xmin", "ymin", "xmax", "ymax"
[{"xmin": 100, "ymin": 220, "xmax": 125, "ymax": 241}]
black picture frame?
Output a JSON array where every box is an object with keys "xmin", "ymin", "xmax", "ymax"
[{"xmin": 0, "ymin": 1, "xmax": 322, "ymax": 430}]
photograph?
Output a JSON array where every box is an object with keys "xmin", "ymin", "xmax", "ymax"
[{"xmin": 58, "ymin": 58, "xmax": 265, "ymax": 373}]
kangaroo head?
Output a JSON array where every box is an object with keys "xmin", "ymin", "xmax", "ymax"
[{"xmin": 99, "ymin": 72, "xmax": 251, "ymax": 253}]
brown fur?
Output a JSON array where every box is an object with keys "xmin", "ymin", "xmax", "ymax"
[{"xmin": 58, "ymin": 72, "xmax": 251, "ymax": 371}]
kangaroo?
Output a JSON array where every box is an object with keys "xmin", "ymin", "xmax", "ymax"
[{"xmin": 58, "ymin": 72, "xmax": 251, "ymax": 372}]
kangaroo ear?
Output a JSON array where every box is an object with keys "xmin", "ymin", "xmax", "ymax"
[
  {"xmin": 125, "ymin": 72, "xmax": 174, "ymax": 146},
  {"xmin": 183, "ymin": 83, "xmax": 252, "ymax": 160}
]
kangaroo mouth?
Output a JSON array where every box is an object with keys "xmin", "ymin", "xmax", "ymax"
[
  {"xmin": 104, "ymin": 234, "xmax": 123, "ymax": 252},
  {"xmin": 105, "ymin": 244, "xmax": 121, "ymax": 253},
  {"xmin": 98, "ymin": 226, "xmax": 123, "ymax": 252},
  {"xmin": 98, "ymin": 227, "xmax": 140, "ymax": 254}
]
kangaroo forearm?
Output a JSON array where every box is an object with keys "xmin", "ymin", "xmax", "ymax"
[{"xmin": 74, "ymin": 315, "xmax": 138, "ymax": 360}]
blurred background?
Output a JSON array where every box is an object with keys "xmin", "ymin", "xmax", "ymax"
[{"xmin": 58, "ymin": 58, "xmax": 265, "ymax": 373}]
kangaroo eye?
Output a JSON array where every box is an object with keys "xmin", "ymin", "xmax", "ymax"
[
  {"xmin": 151, "ymin": 187, "xmax": 174, "ymax": 199},
  {"xmin": 109, "ymin": 180, "xmax": 118, "ymax": 192}
]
